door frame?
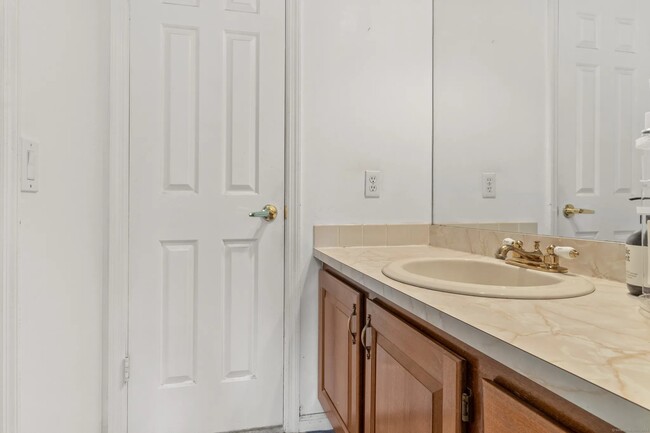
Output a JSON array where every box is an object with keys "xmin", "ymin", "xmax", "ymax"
[
  {"xmin": 105, "ymin": 1, "xmax": 303, "ymax": 432},
  {"xmin": 283, "ymin": 1, "xmax": 302, "ymax": 431},
  {"xmin": 1, "ymin": 0, "xmax": 19, "ymax": 431},
  {"xmin": 546, "ymin": 0, "xmax": 560, "ymax": 236}
]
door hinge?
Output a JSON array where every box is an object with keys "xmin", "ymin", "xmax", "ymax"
[
  {"xmin": 123, "ymin": 356, "xmax": 130, "ymax": 384},
  {"xmin": 284, "ymin": 205, "xmax": 288, "ymax": 220},
  {"xmin": 461, "ymin": 388, "xmax": 473, "ymax": 423}
]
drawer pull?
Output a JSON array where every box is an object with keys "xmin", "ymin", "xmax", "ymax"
[
  {"xmin": 347, "ymin": 304, "xmax": 357, "ymax": 344},
  {"xmin": 360, "ymin": 314, "xmax": 372, "ymax": 359}
]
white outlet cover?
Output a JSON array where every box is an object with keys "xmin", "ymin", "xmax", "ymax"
[
  {"xmin": 365, "ymin": 170, "xmax": 381, "ymax": 198},
  {"xmin": 482, "ymin": 172, "xmax": 496, "ymax": 198}
]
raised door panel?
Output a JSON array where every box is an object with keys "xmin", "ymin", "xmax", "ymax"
[
  {"xmin": 319, "ymin": 271, "xmax": 363, "ymax": 433},
  {"xmin": 129, "ymin": 0, "xmax": 285, "ymax": 430},
  {"xmin": 557, "ymin": 0, "xmax": 650, "ymax": 240},
  {"xmin": 482, "ymin": 379, "xmax": 573, "ymax": 433},
  {"xmin": 364, "ymin": 300, "xmax": 464, "ymax": 433},
  {"xmin": 374, "ymin": 343, "xmax": 437, "ymax": 432}
]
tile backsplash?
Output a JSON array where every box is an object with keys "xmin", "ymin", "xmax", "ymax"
[
  {"xmin": 314, "ymin": 223, "xmax": 626, "ymax": 283},
  {"xmin": 429, "ymin": 224, "xmax": 626, "ymax": 283}
]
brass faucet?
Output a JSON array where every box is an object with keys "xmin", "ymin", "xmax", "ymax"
[{"xmin": 495, "ymin": 238, "xmax": 579, "ymax": 274}]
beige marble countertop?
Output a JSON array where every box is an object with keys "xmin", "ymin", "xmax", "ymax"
[{"xmin": 314, "ymin": 245, "xmax": 650, "ymax": 432}]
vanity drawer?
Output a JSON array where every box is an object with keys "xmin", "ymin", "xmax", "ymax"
[{"xmin": 482, "ymin": 379, "xmax": 573, "ymax": 433}]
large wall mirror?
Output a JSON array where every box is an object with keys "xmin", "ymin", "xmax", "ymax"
[{"xmin": 432, "ymin": 0, "xmax": 650, "ymax": 242}]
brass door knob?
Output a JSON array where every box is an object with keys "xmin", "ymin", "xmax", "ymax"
[
  {"xmin": 249, "ymin": 204, "xmax": 278, "ymax": 222},
  {"xmin": 562, "ymin": 204, "xmax": 595, "ymax": 218}
]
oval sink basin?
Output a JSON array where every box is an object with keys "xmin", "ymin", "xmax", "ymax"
[{"xmin": 382, "ymin": 258, "xmax": 595, "ymax": 299}]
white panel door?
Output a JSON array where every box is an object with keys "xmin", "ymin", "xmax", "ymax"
[
  {"xmin": 558, "ymin": 0, "xmax": 650, "ymax": 241},
  {"xmin": 128, "ymin": 0, "xmax": 285, "ymax": 432}
]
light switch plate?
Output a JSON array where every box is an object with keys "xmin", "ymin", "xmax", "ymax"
[{"xmin": 21, "ymin": 140, "xmax": 39, "ymax": 192}]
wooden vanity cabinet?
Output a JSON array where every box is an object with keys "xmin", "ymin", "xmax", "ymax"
[
  {"xmin": 318, "ymin": 270, "xmax": 364, "ymax": 433},
  {"xmin": 482, "ymin": 379, "xmax": 572, "ymax": 433},
  {"xmin": 370, "ymin": 282, "xmax": 616, "ymax": 433},
  {"xmin": 318, "ymin": 267, "xmax": 614, "ymax": 433},
  {"xmin": 319, "ymin": 270, "xmax": 467, "ymax": 433},
  {"xmin": 363, "ymin": 299, "xmax": 465, "ymax": 433}
]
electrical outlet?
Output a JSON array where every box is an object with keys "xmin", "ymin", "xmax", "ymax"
[
  {"xmin": 482, "ymin": 172, "xmax": 496, "ymax": 198},
  {"xmin": 365, "ymin": 170, "xmax": 381, "ymax": 198}
]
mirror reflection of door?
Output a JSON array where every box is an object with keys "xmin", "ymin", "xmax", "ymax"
[{"xmin": 557, "ymin": 0, "xmax": 650, "ymax": 240}]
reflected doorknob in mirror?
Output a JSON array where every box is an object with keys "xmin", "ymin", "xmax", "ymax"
[
  {"xmin": 249, "ymin": 204, "xmax": 278, "ymax": 222},
  {"xmin": 431, "ymin": 3, "xmax": 650, "ymax": 242},
  {"xmin": 562, "ymin": 204, "xmax": 595, "ymax": 219}
]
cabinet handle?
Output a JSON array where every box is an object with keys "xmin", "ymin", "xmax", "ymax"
[
  {"xmin": 347, "ymin": 304, "xmax": 357, "ymax": 344},
  {"xmin": 360, "ymin": 314, "xmax": 372, "ymax": 360}
]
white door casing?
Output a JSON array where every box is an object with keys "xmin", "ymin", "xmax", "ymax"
[
  {"xmin": 1, "ymin": 1, "xmax": 20, "ymax": 432},
  {"xmin": 557, "ymin": 0, "xmax": 650, "ymax": 240},
  {"xmin": 129, "ymin": 0, "xmax": 286, "ymax": 431}
]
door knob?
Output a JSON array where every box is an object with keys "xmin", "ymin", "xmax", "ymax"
[
  {"xmin": 249, "ymin": 204, "xmax": 278, "ymax": 222},
  {"xmin": 562, "ymin": 204, "xmax": 595, "ymax": 218}
]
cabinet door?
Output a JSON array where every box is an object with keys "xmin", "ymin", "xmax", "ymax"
[
  {"xmin": 482, "ymin": 379, "xmax": 573, "ymax": 433},
  {"xmin": 363, "ymin": 300, "xmax": 465, "ymax": 433},
  {"xmin": 318, "ymin": 271, "xmax": 363, "ymax": 433}
]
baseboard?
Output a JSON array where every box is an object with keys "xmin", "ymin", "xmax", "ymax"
[
  {"xmin": 298, "ymin": 413, "xmax": 332, "ymax": 432},
  {"xmin": 229, "ymin": 426, "xmax": 283, "ymax": 433}
]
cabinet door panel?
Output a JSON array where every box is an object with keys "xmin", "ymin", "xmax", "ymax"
[
  {"xmin": 364, "ymin": 300, "xmax": 464, "ymax": 433},
  {"xmin": 319, "ymin": 271, "xmax": 363, "ymax": 433},
  {"xmin": 322, "ymin": 291, "xmax": 352, "ymax": 422},
  {"xmin": 374, "ymin": 343, "xmax": 437, "ymax": 433},
  {"xmin": 483, "ymin": 379, "xmax": 573, "ymax": 433}
]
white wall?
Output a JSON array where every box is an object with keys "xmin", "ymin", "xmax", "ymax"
[
  {"xmin": 299, "ymin": 0, "xmax": 433, "ymax": 417},
  {"xmin": 433, "ymin": 0, "xmax": 550, "ymax": 231},
  {"xmin": 17, "ymin": 0, "xmax": 109, "ymax": 431},
  {"xmin": 9, "ymin": 0, "xmax": 429, "ymax": 428}
]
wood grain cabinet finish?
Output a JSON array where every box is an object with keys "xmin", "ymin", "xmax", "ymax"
[
  {"xmin": 318, "ymin": 270, "xmax": 364, "ymax": 433},
  {"xmin": 482, "ymin": 379, "xmax": 573, "ymax": 433},
  {"xmin": 318, "ymin": 267, "xmax": 612, "ymax": 433},
  {"xmin": 362, "ymin": 300, "xmax": 466, "ymax": 433}
]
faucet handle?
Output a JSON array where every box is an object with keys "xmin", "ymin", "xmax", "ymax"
[
  {"xmin": 552, "ymin": 246, "xmax": 579, "ymax": 259},
  {"xmin": 502, "ymin": 238, "xmax": 524, "ymax": 249}
]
